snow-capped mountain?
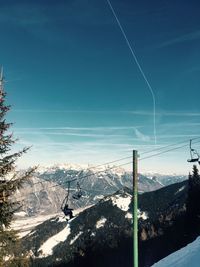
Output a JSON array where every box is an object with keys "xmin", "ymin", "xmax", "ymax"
[
  {"xmin": 152, "ymin": 236, "xmax": 200, "ymax": 267},
  {"xmin": 14, "ymin": 164, "xmax": 165, "ymax": 218},
  {"xmin": 13, "ymin": 164, "xmax": 199, "ymax": 267},
  {"xmin": 18, "ymin": 178, "xmax": 200, "ymax": 267},
  {"xmin": 36, "ymin": 163, "xmax": 126, "ymax": 176},
  {"xmin": 20, "ymin": 188, "xmax": 134, "ymax": 267},
  {"xmin": 36, "ymin": 163, "xmax": 163, "ymax": 195}
]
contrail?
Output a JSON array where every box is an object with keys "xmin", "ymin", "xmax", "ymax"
[{"xmin": 106, "ymin": 0, "xmax": 157, "ymax": 145}]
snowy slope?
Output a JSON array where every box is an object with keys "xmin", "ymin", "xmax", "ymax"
[
  {"xmin": 19, "ymin": 182, "xmax": 193, "ymax": 267},
  {"xmin": 38, "ymin": 224, "xmax": 71, "ymax": 257},
  {"xmin": 152, "ymin": 236, "xmax": 200, "ymax": 267},
  {"xmin": 11, "ymin": 213, "xmax": 59, "ymax": 238},
  {"xmin": 20, "ymin": 188, "xmax": 134, "ymax": 265}
]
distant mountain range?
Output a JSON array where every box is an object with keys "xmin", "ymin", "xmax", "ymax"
[
  {"xmin": 145, "ymin": 173, "xmax": 187, "ymax": 186},
  {"xmin": 37, "ymin": 164, "xmax": 164, "ymax": 194},
  {"xmin": 15, "ymin": 164, "xmax": 188, "ymax": 218}
]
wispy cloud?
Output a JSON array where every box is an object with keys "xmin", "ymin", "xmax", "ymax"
[
  {"xmin": 160, "ymin": 112, "xmax": 200, "ymax": 117},
  {"xmin": 126, "ymin": 110, "xmax": 200, "ymax": 117},
  {"xmin": 159, "ymin": 30, "xmax": 200, "ymax": 47},
  {"xmin": 14, "ymin": 136, "xmax": 191, "ymax": 175},
  {"xmin": 14, "ymin": 126, "xmax": 138, "ymax": 131},
  {"xmin": 12, "ymin": 109, "xmax": 155, "ymax": 115},
  {"xmin": 12, "ymin": 109, "xmax": 200, "ymax": 117},
  {"xmin": 134, "ymin": 129, "xmax": 150, "ymax": 142},
  {"xmin": 15, "ymin": 131, "xmax": 126, "ymax": 138},
  {"xmin": 157, "ymin": 134, "xmax": 200, "ymax": 139}
]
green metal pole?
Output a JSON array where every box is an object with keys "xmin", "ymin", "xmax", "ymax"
[{"xmin": 133, "ymin": 150, "xmax": 138, "ymax": 267}]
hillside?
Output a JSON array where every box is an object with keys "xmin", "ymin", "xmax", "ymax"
[
  {"xmin": 13, "ymin": 176, "xmax": 67, "ymax": 217},
  {"xmin": 138, "ymin": 180, "xmax": 189, "ymax": 266},
  {"xmin": 21, "ymin": 188, "xmax": 133, "ymax": 267},
  {"xmin": 17, "ymin": 178, "xmax": 200, "ymax": 267}
]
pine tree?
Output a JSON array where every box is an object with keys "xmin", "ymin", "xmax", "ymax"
[
  {"xmin": 186, "ymin": 165, "xmax": 200, "ymax": 231},
  {"xmin": 0, "ymin": 70, "xmax": 35, "ymax": 266}
]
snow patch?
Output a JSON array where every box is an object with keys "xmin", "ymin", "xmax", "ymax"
[
  {"xmin": 12, "ymin": 214, "xmax": 58, "ymax": 230},
  {"xmin": 111, "ymin": 194, "xmax": 131, "ymax": 211},
  {"xmin": 94, "ymin": 195, "xmax": 104, "ymax": 201},
  {"xmin": 52, "ymin": 206, "xmax": 93, "ymax": 223},
  {"xmin": 70, "ymin": 231, "xmax": 83, "ymax": 245},
  {"xmin": 125, "ymin": 210, "xmax": 148, "ymax": 220},
  {"xmin": 39, "ymin": 225, "xmax": 71, "ymax": 257},
  {"xmin": 138, "ymin": 209, "xmax": 148, "ymax": 220},
  {"xmin": 96, "ymin": 217, "xmax": 107, "ymax": 229},
  {"xmin": 56, "ymin": 216, "xmax": 67, "ymax": 223},
  {"xmin": 28, "ymin": 230, "xmax": 36, "ymax": 237},
  {"xmin": 17, "ymin": 230, "xmax": 31, "ymax": 238},
  {"xmin": 125, "ymin": 212, "xmax": 132, "ymax": 219},
  {"xmin": 73, "ymin": 205, "xmax": 94, "ymax": 216},
  {"xmin": 14, "ymin": 211, "xmax": 27, "ymax": 217},
  {"xmin": 175, "ymin": 186, "xmax": 185, "ymax": 195}
]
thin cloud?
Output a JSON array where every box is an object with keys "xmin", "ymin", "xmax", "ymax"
[
  {"xmin": 15, "ymin": 131, "xmax": 126, "ymax": 138},
  {"xmin": 134, "ymin": 129, "xmax": 150, "ymax": 142},
  {"xmin": 14, "ymin": 126, "xmax": 138, "ymax": 131},
  {"xmin": 126, "ymin": 110, "xmax": 200, "ymax": 117},
  {"xmin": 160, "ymin": 111, "xmax": 200, "ymax": 117},
  {"xmin": 157, "ymin": 134, "xmax": 200, "ymax": 139},
  {"xmin": 159, "ymin": 30, "xmax": 200, "ymax": 47},
  {"xmin": 12, "ymin": 109, "xmax": 200, "ymax": 117}
]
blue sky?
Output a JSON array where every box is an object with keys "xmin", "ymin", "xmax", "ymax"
[{"xmin": 1, "ymin": 0, "xmax": 200, "ymax": 173}]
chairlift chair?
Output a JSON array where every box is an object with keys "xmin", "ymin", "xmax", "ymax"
[
  {"xmin": 187, "ymin": 139, "xmax": 200, "ymax": 164},
  {"xmin": 61, "ymin": 181, "xmax": 74, "ymax": 218},
  {"xmin": 72, "ymin": 182, "xmax": 82, "ymax": 200}
]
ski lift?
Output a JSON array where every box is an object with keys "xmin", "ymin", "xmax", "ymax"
[
  {"xmin": 61, "ymin": 181, "xmax": 74, "ymax": 219},
  {"xmin": 72, "ymin": 182, "xmax": 82, "ymax": 200},
  {"xmin": 187, "ymin": 139, "xmax": 200, "ymax": 164}
]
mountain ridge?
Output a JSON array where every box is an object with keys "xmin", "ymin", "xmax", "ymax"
[{"xmin": 18, "ymin": 179, "xmax": 200, "ymax": 267}]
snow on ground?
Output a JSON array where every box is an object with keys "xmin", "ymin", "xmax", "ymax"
[
  {"xmin": 17, "ymin": 230, "xmax": 32, "ymax": 239},
  {"xmin": 11, "ymin": 213, "xmax": 59, "ymax": 238},
  {"xmin": 96, "ymin": 217, "xmax": 107, "ymax": 229},
  {"xmin": 138, "ymin": 209, "xmax": 148, "ymax": 220},
  {"xmin": 39, "ymin": 224, "xmax": 71, "ymax": 257},
  {"xmin": 70, "ymin": 231, "xmax": 83, "ymax": 245},
  {"xmin": 175, "ymin": 186, "xmax": 185, "ymax": 195},
  {"xmin": 152, "ymin": 236, "xmax": 200, "ymax": 267},
  {"xmin": 125, "ymin": 212, "xmax": 132, "ymax": 219},
  {"xmin": 12, "ymin": 206, "xmax": 93, "ymax": 239},
  {"xmin": 111, "ymin": 194, "xmax": 131, "ymax": 211},
  {"xmin": 14, "ymin": 211, "xmax": 27, "ymax": 217},
  {"xmin": 73, "ymin": 205, "xmax": 94, "ymax": 216},
  {"xmin": 125, "ymin": 210, "xmax": 148, "ymax": 221},
  {"xmin": 52, "ymin": 207, "xmax": 89, "ymax": 223},
  {"xmin": 94, "ymin": 195, "xmax": 105, "ymax": 201}
]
